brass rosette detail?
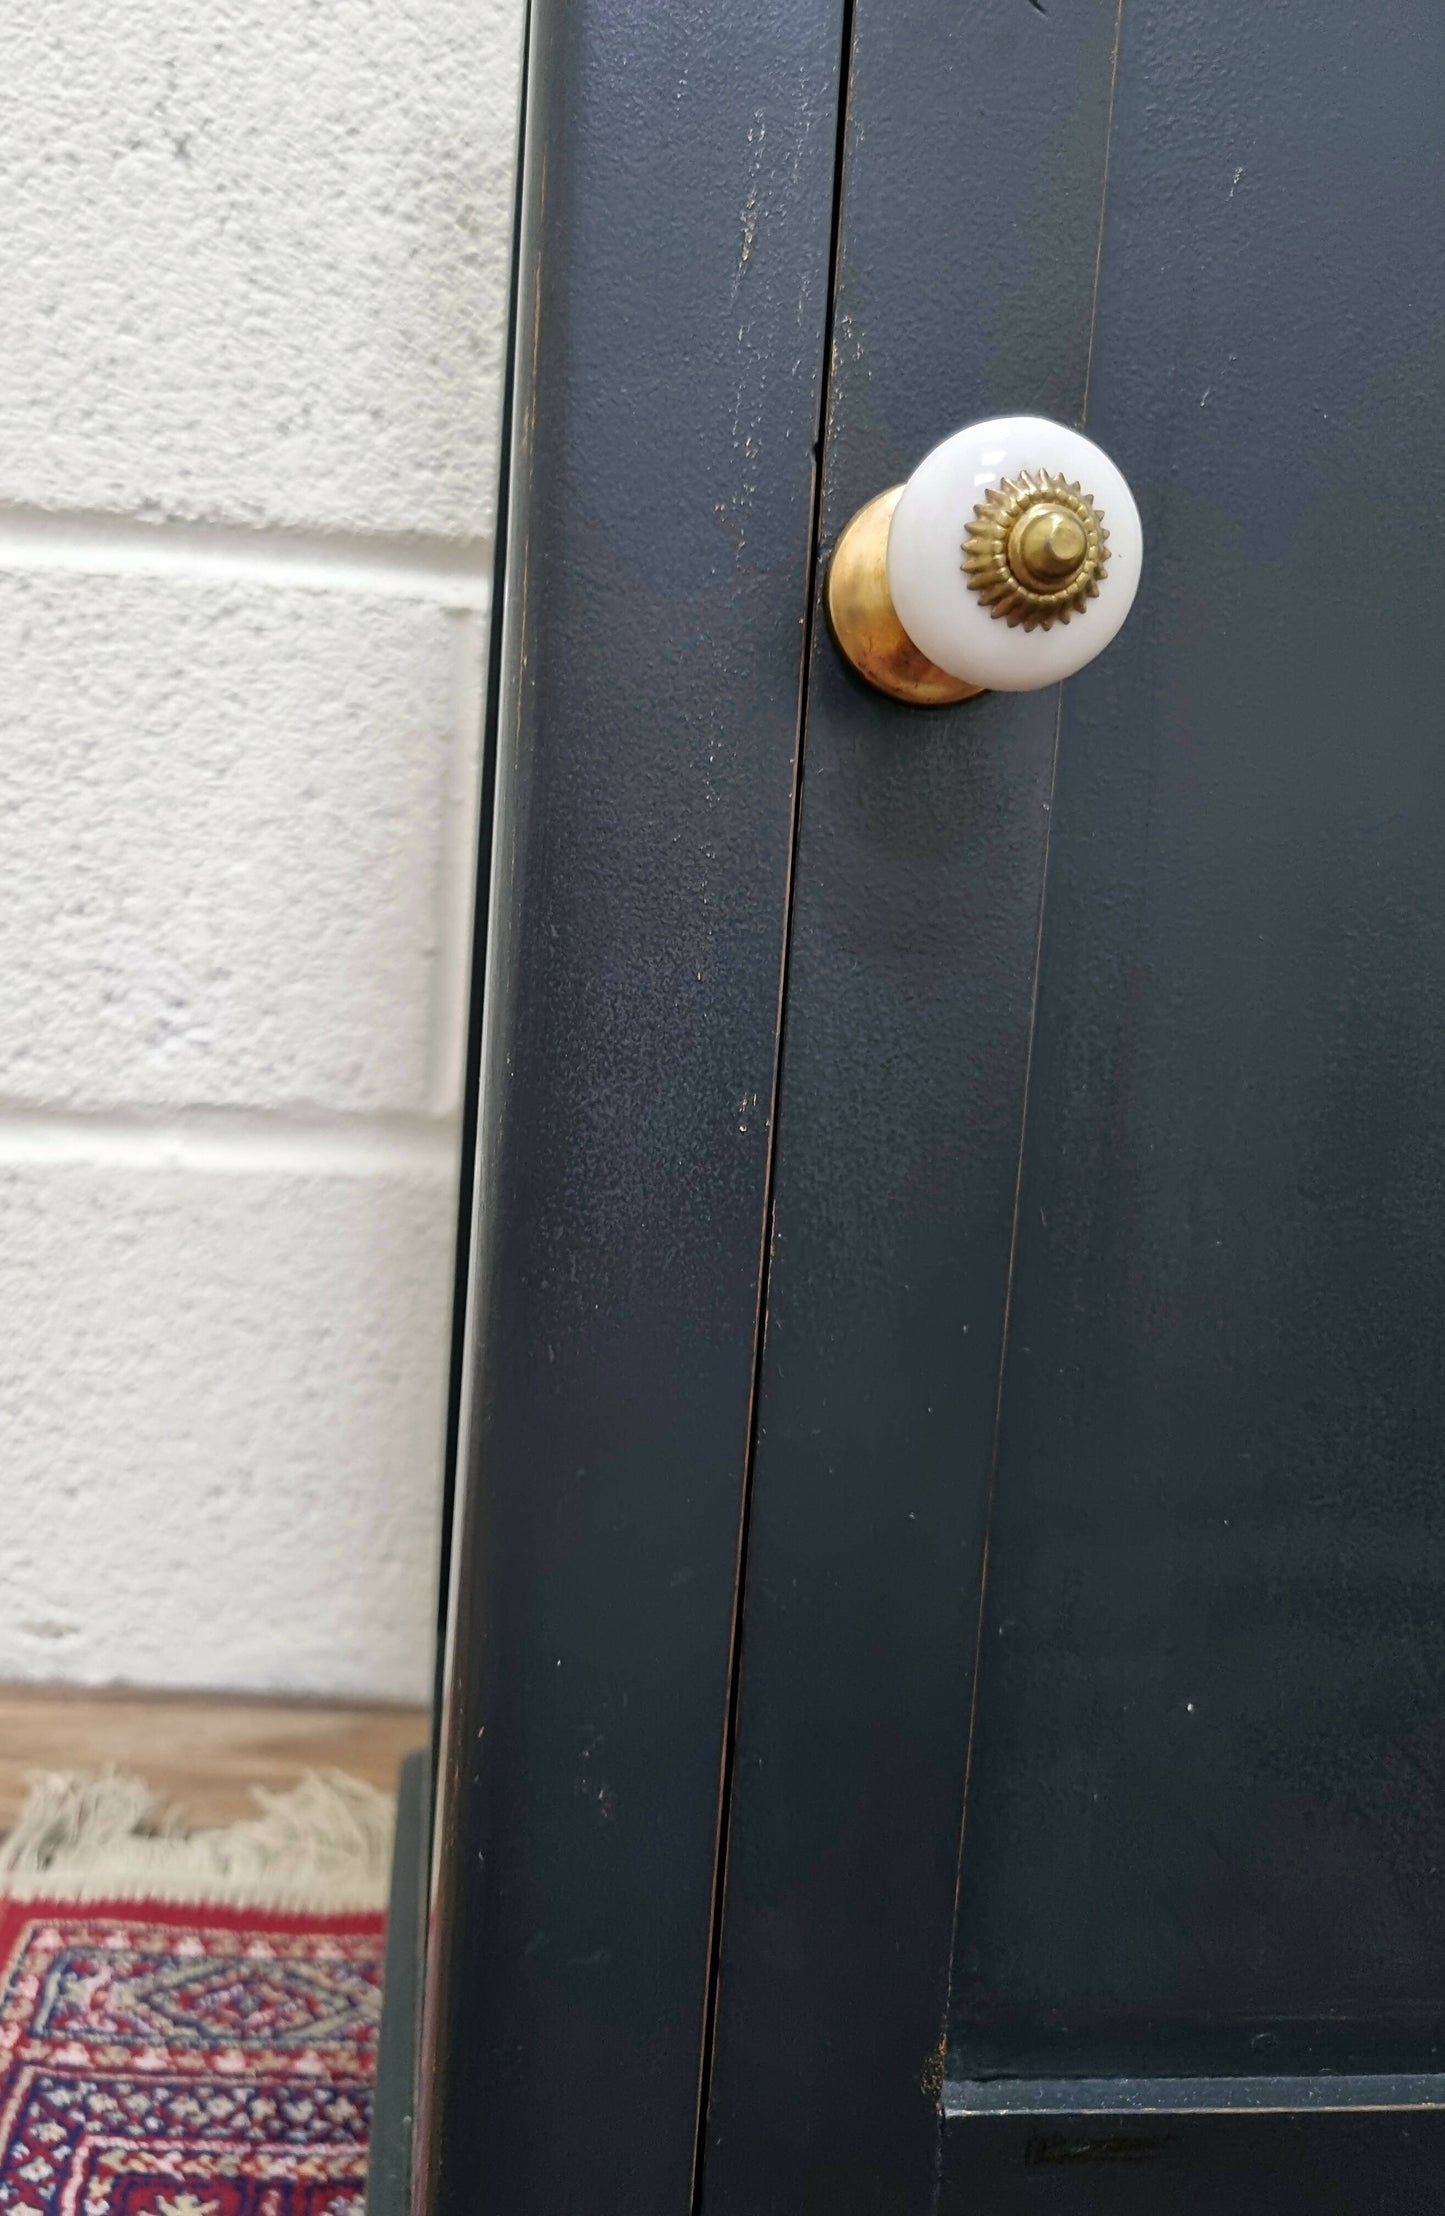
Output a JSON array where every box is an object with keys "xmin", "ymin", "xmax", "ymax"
[{"xmin": 963, "ymin": 469, "xmax": 1110, "ymax": 631}]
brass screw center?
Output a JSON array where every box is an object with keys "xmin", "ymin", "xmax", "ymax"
[{"xmin": 1008, "ymin": 503, "xmax": 1088, "ymax": 590}]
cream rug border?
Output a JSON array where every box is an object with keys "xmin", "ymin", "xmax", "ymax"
[{"xmin": 0, "ymin": 1770, "xmax": 395, "ymax": 1912}]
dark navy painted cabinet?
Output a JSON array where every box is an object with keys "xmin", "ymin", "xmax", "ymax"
[{"xmin": 404, "ymin": 3, "xmax": 1445, "ymax": 2211}]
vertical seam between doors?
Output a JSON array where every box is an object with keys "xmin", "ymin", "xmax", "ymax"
[
  {"xmin": 687, "ymin": 6, "xmax": 860, "ymax": 2210},
  {"xmin": 1081, "ymin": 0, "xmax": 1127, "ymax": 422},
  {"xmin": 929, "ymin": 1, "xmax": 1128, "ymax": 2198}
]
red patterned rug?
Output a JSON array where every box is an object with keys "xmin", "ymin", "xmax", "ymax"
[
  {"xmin": 0, "ymin": 1780, "xmax": 390, "ymax": 2216},
  {"xmin": 0, "ymin": 1898, "xmax": 385, "ymax": 2216}
]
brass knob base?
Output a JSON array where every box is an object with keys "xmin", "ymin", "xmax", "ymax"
[{"xmin": 825, "ymin": 487, "xmax": 985, "ymax": 707}]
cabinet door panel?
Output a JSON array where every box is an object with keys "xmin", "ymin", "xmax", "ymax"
[
  {"xmin": 704, "ymin": 0, "xmax": 1445, "ymax": 2211},
  {"xmin": 419, "ymin": 6, "xmax": 846, "ymax": 2211},
  {"xmin": 700, "ymin": 5, "xmax": 1124, "ymax": 2211}
]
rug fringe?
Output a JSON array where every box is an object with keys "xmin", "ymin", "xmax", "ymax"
[{"xmin": 0, "ymin": 1768, "xmax": 396, "ymax": 1911}]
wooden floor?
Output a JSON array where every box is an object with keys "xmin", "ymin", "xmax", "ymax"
[{"xmin": 0, "ymin": 1685, "xmax": 429, "ymax": 1833}]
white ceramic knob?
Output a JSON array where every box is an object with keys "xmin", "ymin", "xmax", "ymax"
[
  {"xmin": 827, "ymin": 415, "xmax": 1142, "ymax": 702},
  {"xmin": 889, "ymin": 416, "xmax": 1142, "ymax": 691}
]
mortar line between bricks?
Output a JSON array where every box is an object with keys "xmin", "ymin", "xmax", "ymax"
[
  {"xmin": 0, "ymin": 504, "xmax": 494, "ymax": 608},
  {"xmin": 0, "ymin": 1103, "xmax": 461, "ymax": 1177}
]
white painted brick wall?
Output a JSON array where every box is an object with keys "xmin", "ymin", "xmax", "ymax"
[
  {"xmin": 1, "ymin": 0, "xmax": 518, "ymax": 537},
  {"xmin": 0, "ymin": 574, "xmax": 478, "ymax": 1114},
  {"xmin": 0, "ymin": 1157, "xmax": 454, "ymax": 1698},
  {"xmin": 0, "ymin": 0, "xmax": 523, "ymax": 1699}
]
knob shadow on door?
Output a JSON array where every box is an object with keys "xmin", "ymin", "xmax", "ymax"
[{"xmin": 825, "ymin": 415, "xmax": 1143, "ymax": 705}]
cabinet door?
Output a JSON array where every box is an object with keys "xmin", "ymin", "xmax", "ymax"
[
  {"xmin": 417, "ymin": 6, "xmax": 845, "ymax": 2213},
  {"xmin": 701, "ymin": 2, "xmax": 1445, "ymax": 2212}
]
